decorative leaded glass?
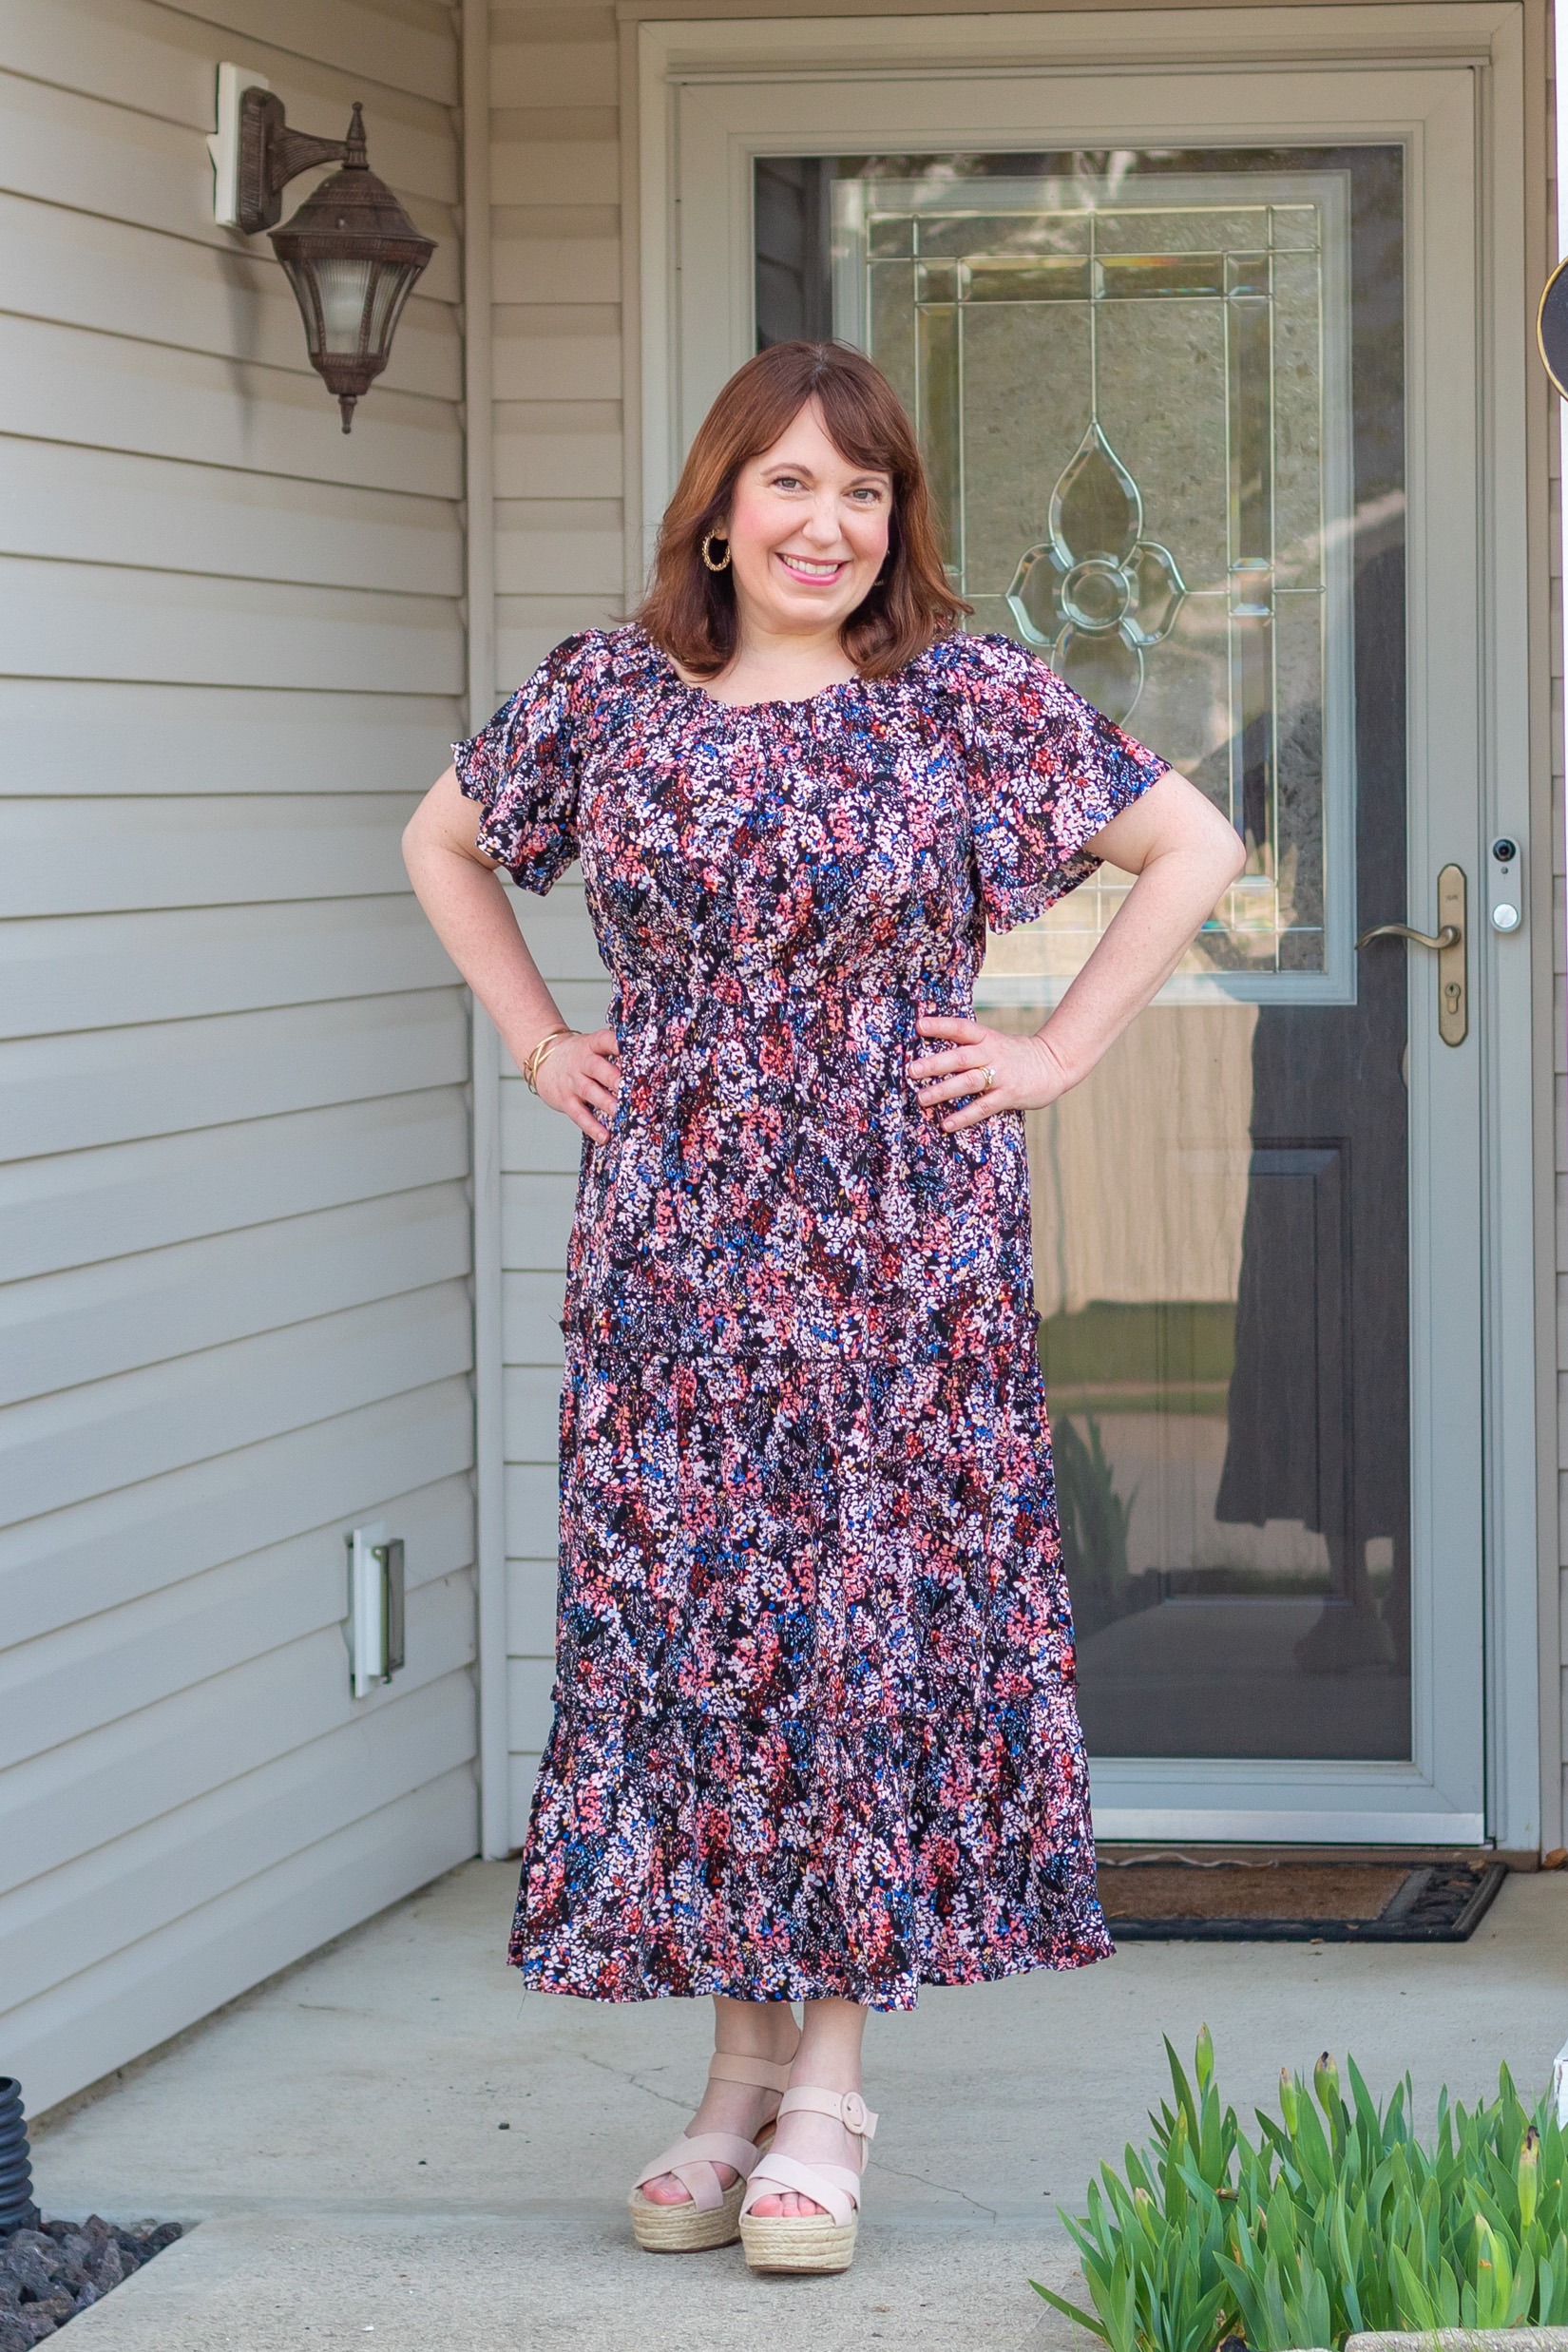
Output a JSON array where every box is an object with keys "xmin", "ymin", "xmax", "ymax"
[{"xmin": 832, "ymin": 171, "xmax": 1356, "ymax": 1004}]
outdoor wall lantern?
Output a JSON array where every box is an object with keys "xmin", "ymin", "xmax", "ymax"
[{"xmin": 209, "ymin": 64, "xmax": 433, "ymax": 431}]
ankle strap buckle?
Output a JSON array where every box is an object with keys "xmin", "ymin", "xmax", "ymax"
[{"xmin": 777, "ymin": 2084, "xmax": 877, "ymax": 2139}]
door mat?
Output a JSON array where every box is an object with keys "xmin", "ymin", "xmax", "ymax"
[{"xmin": 1100, "ymin": 1856, "xmax": 1508, "ymax": 1941}]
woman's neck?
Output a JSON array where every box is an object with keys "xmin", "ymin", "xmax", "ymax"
[{"xmin": 696, "ymin": 620, "xmax": 859, "ymax": 707}]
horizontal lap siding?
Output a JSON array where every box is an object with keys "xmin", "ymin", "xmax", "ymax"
[
  {"xmin": 0, "ymin": 0, "xmax": 478, "ymax": 2113},
  {"xmin": 497, "ymin": 911, "xmax": 614, "ymax": 1845},
  {"xmin": 489, "ymin": 2, "xmax": 624, "ymax": 1843},
  {"xmin": 1552, "ymin": 27, "xmax": 1567, "ymax": 1849},
  {"xmin": 1557, "ymin": 462, "xmax": 1567, "ymax": 1834}
]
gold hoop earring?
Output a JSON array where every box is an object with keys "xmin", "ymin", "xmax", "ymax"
[{"xmin": 701, "ymin": 532, "xmax": 732, "ymax": 574}]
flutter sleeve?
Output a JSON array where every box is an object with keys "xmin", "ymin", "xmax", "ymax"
[
  {"xmin": 452, "ymin": 631, "xmax": 600, "ymax": 893},
  {"xmin": 943, "ymin": 633, "xmax": 1174, "ymax": 932}
]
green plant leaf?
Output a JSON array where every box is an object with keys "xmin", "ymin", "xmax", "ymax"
[
  {"xmin": 1389, "ymin": 2239, "xmax": 1438, "ymax": 2331},
  {"xmin": 1507, "ymin": 2245, "xmax": 1538, "ymax": 2326},
  {"xmin": 1474, "ymin": 2214, "xmax": 1513, "ymax": 2329},
  {"xmin": 1164, "ymin": 2037, "xmax": 1200, "ymax": 2154},
  {"xmin": 1030, "ymin": 2281, "xmax": 1112, "ymax": 2341},
  {"xmin": 1195, "ymin": 2025, "xmax": 1214, "ymax": 2094}
]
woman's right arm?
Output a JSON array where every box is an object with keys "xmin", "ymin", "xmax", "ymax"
[{"xmin": 402, "ymin": 764, "xmax": 621, "ymax": 1144}]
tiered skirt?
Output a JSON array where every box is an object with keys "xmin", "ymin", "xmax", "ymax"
[{"xmin": 508, "ymin": 1336, "xmax": 1113, "ymax": 2010}]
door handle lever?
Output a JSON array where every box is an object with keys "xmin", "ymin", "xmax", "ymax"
[
  {"xmin": 1353, "ymin": 864, "xmax": 1467, "ymax": 1046},
  {"xmin": 1354, "ymin": 921, "xmax": 1460, "ymax": 952}
]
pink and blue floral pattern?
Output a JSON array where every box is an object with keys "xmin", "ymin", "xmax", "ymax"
[{"xmin": 456, "ymin": 623, "xmax": 1167, "ymax": 2009}]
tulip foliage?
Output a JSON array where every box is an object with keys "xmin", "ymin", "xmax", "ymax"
[{"xmin": 1032, "ymin": 2029, "xmax": 1568, "ymax": 2352}]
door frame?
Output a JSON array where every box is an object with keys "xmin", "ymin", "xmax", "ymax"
[{"xmin": 628, "ymin": 0, "xmax": 1545, "ymax": 1847}]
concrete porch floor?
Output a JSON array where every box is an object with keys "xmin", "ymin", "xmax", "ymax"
[{"xmin": 29, "ymin": 1862, "xmax": 1568, "ymax": 2352}]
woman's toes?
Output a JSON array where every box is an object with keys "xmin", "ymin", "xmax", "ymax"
[
  {"xmin": 748, "ymin": 2189, "xmax": 824, "ymax": 2218},
  {"xmin": 641, "ymin": 2170, "xmax": 690, "ymax": 2206},
  {"xmin": 642, "ymin": 2161, "xmax": 741, "ymax": 2206}
]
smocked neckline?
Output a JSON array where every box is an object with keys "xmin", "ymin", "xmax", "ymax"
[{"xmin": 643, "ymin": 632, "xmax": 873, "ymax": 715}]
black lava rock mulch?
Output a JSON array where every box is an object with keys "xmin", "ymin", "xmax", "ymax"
[{"xmin": 0, "ymin": 2214, "xmax": 182, "ymax": 2347}]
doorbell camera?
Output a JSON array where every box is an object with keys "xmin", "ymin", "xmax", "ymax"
[{"xmin": 1488, "ymin": 835, "xmax": 1522, "ymax": 933}]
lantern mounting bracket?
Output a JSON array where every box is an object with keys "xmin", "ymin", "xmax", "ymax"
[{"xmin": 235, "ymin": 87, "xmax": 363, "ymax": 236}]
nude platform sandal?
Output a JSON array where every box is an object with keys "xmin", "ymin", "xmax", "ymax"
[
  {"xmin": 737, "ymin": 2086, "xmax": 877, "ymax": 2274},
  {"xmin": 628, "ymin": 2052, "xmax": 795, "ymax": 2253}
]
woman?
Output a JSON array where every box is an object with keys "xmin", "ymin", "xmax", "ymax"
[{"xmin": 403, "ymin": 340, "xmax": 1243, "ymax": 2278}]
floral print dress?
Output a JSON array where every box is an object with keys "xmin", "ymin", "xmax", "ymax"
[{"xmin": 456, "ymin": 622, "xmax": 1168, "ymax": 2010}]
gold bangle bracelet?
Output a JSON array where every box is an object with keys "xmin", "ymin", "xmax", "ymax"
[
  {"xmin": 524, "ymin": 1024, "xmax": 572, "ymax": 1093},
  {"xmin": 530, "ymin": 1032, "xmax": 569, "ymax": 1088}
]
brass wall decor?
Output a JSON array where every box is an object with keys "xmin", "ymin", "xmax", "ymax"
[
  {"xmin": 218, "ymin": 76, "xmax": 433, "ymax": 431},
  {"xmin": 1539, "ymin": 257, "xmax": 1568, "ymax": 398}
]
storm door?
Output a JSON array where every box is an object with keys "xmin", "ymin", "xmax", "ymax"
[{"xmin": 668, "ymin": 60, "xmax": 1487, "ymax": 1841}]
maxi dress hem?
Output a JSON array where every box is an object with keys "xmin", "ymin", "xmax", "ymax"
[{"xmin": 507, "ymin": 1931, "xmax": 1117, "ymax": 2014}]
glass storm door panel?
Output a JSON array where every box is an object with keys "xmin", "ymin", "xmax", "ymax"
[
  {"xmin": 670, "ymin": 64, "xmax": 1485, "ymax": 1841},
  {"xmin": 795, "ymin": 146, "xmax": 1399, "ymax": 1764}
]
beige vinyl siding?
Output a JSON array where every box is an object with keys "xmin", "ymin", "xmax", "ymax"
[
  {"xmin": 491, "ymin": 6, "xmax": 623, "ymax": 689},
  {"xmin": 497, "ymin": 892, "xmax": 614, "ymax": 1845},
  {"xmin": 0, "ymin": 0, "xmax": 477, "ymax": 2114},
  {"xmin": 1551, "ymin": 9, "xmax": 1568, "ymax": 1850},
  {"xmin": 489, "ymin": 2, "xmax": 623, "ymax": 1846}
]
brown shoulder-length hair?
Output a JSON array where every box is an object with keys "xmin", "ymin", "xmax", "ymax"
[{"xmin": 636, "ymin": 340, "xmax": 968, "ymax": 679}]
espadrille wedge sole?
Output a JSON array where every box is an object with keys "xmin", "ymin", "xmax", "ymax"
[
  {"xmin": 736, "ymin": 2206, "xmax": 857, "ymax": 2273},
  {"xmin": 738, "ymin": 2087, "xmax": 876, "ymax": 2276},
  {"xmin": 628, "ymin": 2051, "xmax": 794, "ymax": 2254}
]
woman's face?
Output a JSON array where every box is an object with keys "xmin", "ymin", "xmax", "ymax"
[{"xmin": 720, "ymin": 399, "xmax": 892, "ymax": 641}]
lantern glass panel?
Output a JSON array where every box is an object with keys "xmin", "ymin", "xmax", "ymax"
[
  {"xmin": 313, "ymin": 258, "xmax": 376, "ymax": 354},
  {"xmin": 278, "ymin": 258, "xmax": 324, "ymax": 354},
  {"xmin": 368, "ymin": 261, "xmax": 420, "ymax": 355}
]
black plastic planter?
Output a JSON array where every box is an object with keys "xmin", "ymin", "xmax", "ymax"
[{"xmin": 0, "ymin": 2078, "xmax": 35, "ymax": 2236}]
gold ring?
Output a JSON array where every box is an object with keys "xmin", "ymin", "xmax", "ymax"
[{"xmin": 981, "ymin": 1064, "xmax": 996, "ymax": 1091}]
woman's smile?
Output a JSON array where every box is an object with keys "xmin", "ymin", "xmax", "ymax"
[{"xmin": 774, "ymin": 550, "xmax": 850, "ymax": 584}]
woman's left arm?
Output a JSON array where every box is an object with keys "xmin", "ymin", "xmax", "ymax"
[{"xmin": 908, "ymin": 770, "xmax": 1246, "ymax": 1132}]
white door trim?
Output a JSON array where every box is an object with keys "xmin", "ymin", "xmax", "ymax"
[
  {"xmin": 635, "ymin": 0, "xmax": 1539, "ymax": 1848},
  {"xmin": 1472, "ymin": 2, "xmax": 1544, "ymax": 1856},
  {"xmin": 462, "ymin": 0, "xmax": 509, "ymax": 1862}
]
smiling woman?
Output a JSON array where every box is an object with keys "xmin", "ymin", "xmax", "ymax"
[
  {"xmin": 717, "ymin": 407, "xmax": 889, "ymax": 631},
  {"xmin": 400, "ymin": 337, "xmax": 1243, "ymax": 2282},
  {"xmin": 636, "ymin": 339, "xmax": 965, "ymax": 690}
]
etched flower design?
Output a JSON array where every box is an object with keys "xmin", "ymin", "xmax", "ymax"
[{"xmin": 1005, "ymin": 421, "xmax": 1187, "ymax": 723}]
